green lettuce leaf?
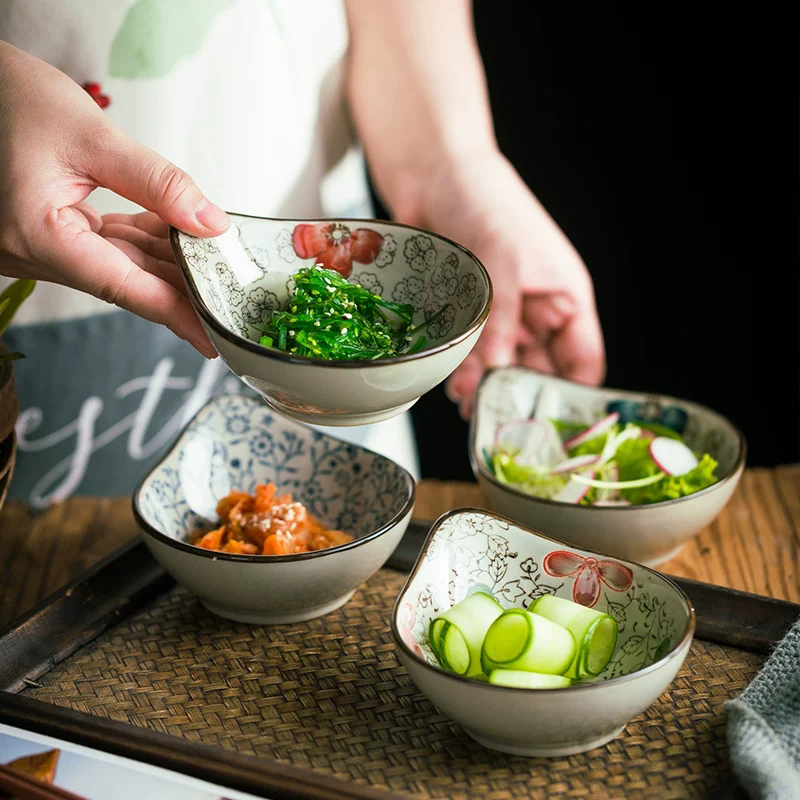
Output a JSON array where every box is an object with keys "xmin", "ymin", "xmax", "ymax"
[
  {"xmin": 621, "ymin": 454, "xmax": 719, "ymax": 504},
  {"xmin": 568, "ymin": 433, "xmax": 609, "ymax": 458},
  {"xmin": 614, "ymin": 437, "xmax": 661, "ymax": 482},
  {"xmin": 549, "ymin": 419, "xmax": 588, "ymax": 441},
  {"xmin": 492, "ymin": 453, "xmax": 567, "ymax": 499}
]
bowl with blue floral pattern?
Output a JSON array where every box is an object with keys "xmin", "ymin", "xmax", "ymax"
[
  {"xmin": 392, "ymin": 508, "xmax": 695, "ymax": 757},
  {"xmin": 171, "ymin": 215, "xmax": 492, "ymax": 427},
  {"xmin": 133, "ymin": 394, "xmax": 415, "ymax": 624}
]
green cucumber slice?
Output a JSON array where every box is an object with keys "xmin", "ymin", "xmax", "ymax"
[
  {"xmin": 429, "ymin": 591, "xmax": 504, "ymax": 676},
  {"xmin": 581, "ymin": 616, "xmax": 619, "ymax": 676},
  {"xmin": 438, "ymin": 621, "xmax": 470, "ymax": 674},
  {"xmin": 428, "ymin": 618, "xmax": 446, "ymax": 661},
  {"xmin": 488, "ymin": 669, "xmax": 573, "ymax": 689},
  {"xmin": 531, "ymin": 594, "xmax": 618, "ymax": 678},
  {"xmin": 481, "ymin": 609, "xmax": 575, "ymax": 675}
]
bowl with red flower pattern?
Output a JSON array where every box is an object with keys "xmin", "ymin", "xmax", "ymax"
[
  {"xmin": 171, "ymin": 214, "xmax": 491, "ymax": 426},
  {"xmin": 392, "ymin": 508, "xmax": 695, "ymax": 757}
]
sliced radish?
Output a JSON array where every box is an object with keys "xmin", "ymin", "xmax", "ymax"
[
  {"xmin": 649, "ymin": 436, "xmax": 698, "ymax": 476},
  {"xmin": 494, "ymin": 419, "xmax": 550, "ymax": 463},
  {"xmin": 532, "ymin": 384, "xmax": 562, "ymax": 422},
  {"xmin": 570, "ymin": 471, "xmax": 665, "ymax": 490},
  {"xmin": 552, "ymin": 465, "xmax": 595, "ymax": 504},
  {"xmin": 538, "ymin": 420, "xmax": 569, "ymax": 467},
  {"xmin": 564, "ymin": 412, "xmax": 619, "ymax": 450},
  {"xmin": 551, "ymin": 454, "xmax": 601, "ymax": 474},
  {"xmin": 552, "ymin": 478, "xmax": 591, "ymax": 504},
  {"xmin": 639, "ymin": 428, "xmax": 657, "ymax": 441},
  {"xmin": 593, "ymin": 498, "xmax": 633, "ymax": 507}
]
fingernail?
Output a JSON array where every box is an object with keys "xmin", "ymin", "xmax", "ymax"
[
  {"xmin": 195, "ymin": 199, "xmax": 230, "ymax": 233},
  {"xmin": 197, "ymin": 340, "xmax": 218, "ymax": 359}
]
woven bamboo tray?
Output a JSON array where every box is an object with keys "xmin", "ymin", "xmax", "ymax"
[{"xmin": 12, "ymin": 565, "xmax": 763, "ymax": 800}]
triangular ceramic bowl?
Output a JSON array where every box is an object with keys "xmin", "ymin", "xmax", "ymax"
[
  {"xmin": 171, "ymin": 215, "xmax": 491, "ymax": 426},
  {"xmin": 469, "ymin": 367, "xmax": 746, "ymax": 565},
  {"xmin": 392, "ymin": 508, "xmax": 695, "ymax": 757},
  {"xmin": 133, "ymin": 394, "xmax": 415, "ymax": 624}
]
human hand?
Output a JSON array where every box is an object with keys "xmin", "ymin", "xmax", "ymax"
[
  {"xmin": 415, "ymin": 149, "xmax": 606, "ymax": 418},
  {"xmin": 0, "ymin": 42, "xmax": 230, "ymax": 358}
]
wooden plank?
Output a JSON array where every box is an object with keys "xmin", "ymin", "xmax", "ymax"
[
  {"xmin": 0, "ymin": 498, "xmax": 137, "ymax": 629},
  {"xmin": 413, "ymin": 480, "xmax": 486, "ymax": 521},
  {"xmin": 773, "ymin": 465, "xmax": 800, "ymax": 545}
]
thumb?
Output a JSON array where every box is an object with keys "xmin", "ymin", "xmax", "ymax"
[{"xmin": 85, "ymin": 129, "xmax": 230, "ymax": 237}]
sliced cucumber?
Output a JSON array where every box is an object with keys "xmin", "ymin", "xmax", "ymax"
[
  {"xmin": 581, "ymin": 616, "xmax": 619, "ymax": 676},
  {"xmin": 530, "ymin": 594, "xmax": 618, "ymax": 678},
  {"xmin": 488, "ymin": 669, "xmax": 573, "ymax": 689},
  {"xmin": 428, "ymin": 592, "xmax": 504, "ymax": 676},
  {"xmin": 428, "ymin": 618, "xmax": 446, "ymax": 661},
  {"xmin": 480, "ymin": 609, "xmax": 575, "ymax": 675}
]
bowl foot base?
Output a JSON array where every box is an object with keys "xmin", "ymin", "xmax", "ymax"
[
  {"xmin": 260, "ymin": 397, "xmax": 418, "ymax": 427},
  {"xmin": 464, "ymin": 724, "xmax": 626, "ymax": 757},
  {"xmin": 201, "ymin": 592, "xmax": 355, "ymax": 625}
]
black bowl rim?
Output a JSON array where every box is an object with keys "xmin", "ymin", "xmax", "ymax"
[
  {"xmin": 390, "ymin": 507, "xmax": 697, "ymax": 694},
  {"xmin": 132, "ymin": 394, "xmax": 416, "ymax": 563},
  {"xmin": 169, "ymin": 213, "xmax": 493, "ymax": 369},
  {"xmin": 468, "ymin": 367, "xmax": 748, "ymax": 512}
]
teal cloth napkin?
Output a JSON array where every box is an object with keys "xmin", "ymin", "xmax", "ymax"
[{"xmin": 726, "ymin": 617, "xmax": 800, "ymax": 800}]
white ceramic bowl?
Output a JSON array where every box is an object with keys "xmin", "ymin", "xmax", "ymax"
[
  {"xmin": 171, "ymin": 215, "xmax": 491, "ymax": 426},
  {"xmin": 133, "ymin": 394, "xmax": 415, "ymax": 624},
  {"xmin": 392, "ymin": 509, "xmax": 695, "ymax": 757},
  {"xmin": 470, "ymin": 367, "xmax": 746, "ymax": 566}
]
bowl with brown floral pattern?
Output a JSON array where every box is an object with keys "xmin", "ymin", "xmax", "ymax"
[
  {"xmin": 171, "ymin": 215, "xmax": 492, "ymax": 427},
  {"xmin": 392, "ymin": 508, "xmax": 695, "ymax": 757}
]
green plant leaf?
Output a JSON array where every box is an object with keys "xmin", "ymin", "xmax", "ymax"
[{"xmin": 0, "ymin": 279, "xmax": 36, "ymax": 337}]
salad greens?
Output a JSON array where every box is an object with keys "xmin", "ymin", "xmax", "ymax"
[
  {"xmin": 621, "ymin": 453, "xmax": 718, "ymax": 504},
  {"xmin": 489, "ymin": 413, "xmax": 719, "ymax": 506},
  {"xmin": 493, "ymin": 454, "xmax": 567, "ymax": 498},
  {"xmin": 260, "ymin": 266, "xmax": 432, "ymax": 360}
]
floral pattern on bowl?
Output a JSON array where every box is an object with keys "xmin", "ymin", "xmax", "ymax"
[
  {"xmin": 469, "ymin": 367, "xmax": 747, "ymax": 565},
  {"xmin": 133, "ymin": 394, "xmax": 415, "ymax": 624},
  {"xmin": 391, "ymin": 509, "xmax": 695, "ymax": 756}
]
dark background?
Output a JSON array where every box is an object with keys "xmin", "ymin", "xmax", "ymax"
[{"xmin": 372, "ymin": 4, "xmax": 798, "ymax": 477}]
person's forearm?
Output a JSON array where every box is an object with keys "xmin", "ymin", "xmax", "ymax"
[{"xmin": 344, "ymin": 0, "xmax": 496, "ymax": 226}]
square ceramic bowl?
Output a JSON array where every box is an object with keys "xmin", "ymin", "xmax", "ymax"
[
  {"xmin": 133, "ymin": 394, "xmax": 415, "ymax": 624},
  {"xmin": 170, "ymin": 215, "xmax": 492, "ymax": 427},
  {"xmin": 392, "ymin": 509, "xmax": 695, "ymax": 757},
  {"xmin": 470, "ymin": 367, "xmax": 746, "ymax": 566}
]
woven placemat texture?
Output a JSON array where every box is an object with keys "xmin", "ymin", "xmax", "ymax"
[{"xmin": 23, "ymin": 570, "xmax": 763, "ymax": 800}]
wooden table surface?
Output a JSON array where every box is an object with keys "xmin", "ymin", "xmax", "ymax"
[{"xmin": 1, "ymin": 466, "xmax": 799, "ymax": 631}]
